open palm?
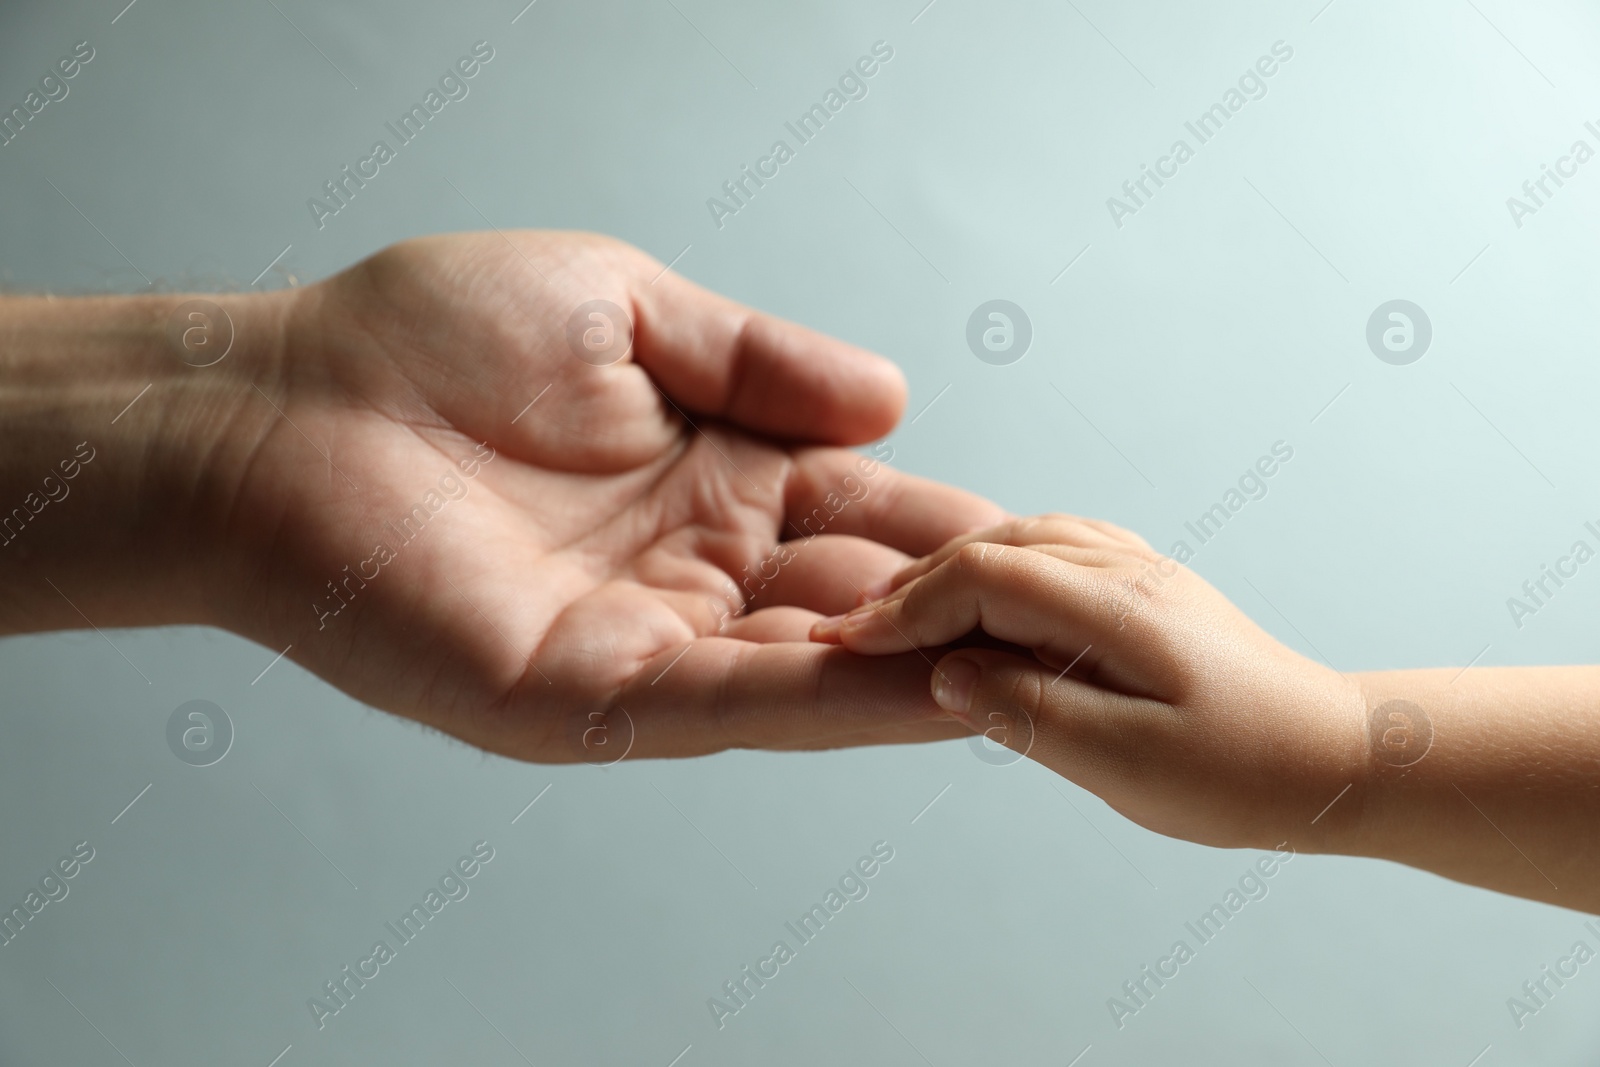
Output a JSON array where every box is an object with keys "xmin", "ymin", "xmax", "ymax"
[{"xmin": 213, "ymin": 232, "xmax": 1004, "ymax": 761}]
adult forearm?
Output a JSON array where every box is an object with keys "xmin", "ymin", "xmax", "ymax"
[{"xmin": 0, "ymin": 292, "xmax": 289, "ymax": 634}]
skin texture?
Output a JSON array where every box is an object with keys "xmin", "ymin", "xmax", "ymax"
[
  {"xmin": 814, "ymin": 515, "xmax": 1600, "ymax": 914},
  {"xmin": 0, "ymin": 230, "xmax": 1007, "ymax": 762}
]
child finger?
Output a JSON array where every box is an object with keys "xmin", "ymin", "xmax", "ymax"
[
  {"xmin": 849, "ymin": 540, "xmax": 1139, "ymax": 625},
  {"xmin": 1074, "ymin": 517, "xmax": 1155, "ymax": 552},
  {"xmin": 927, "ymin": 648, "xmax": 1168, "ymax": 787},
  {"xmin": 821, "ymin": 542, "xmax": 1161, "ymax": 677},
  {"xmin": 811, "ymin": 543, "xmax": 1065, "ymax": 653},
  {"xmin": 878, "ymin": 514, "xmax": 1143, "ymax": 597}
]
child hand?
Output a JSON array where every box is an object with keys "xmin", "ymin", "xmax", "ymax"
[{"xmin": 811, "ymin": 515, "xmax": 1369, "ymax": 850}]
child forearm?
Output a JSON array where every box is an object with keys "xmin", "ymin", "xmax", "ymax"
[{"xmin": 1330, "ymin": 667, "xmax": 1600, "ymax": 912}]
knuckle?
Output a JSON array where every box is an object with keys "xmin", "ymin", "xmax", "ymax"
[
  {"xmin": 900, "ymin": 565, "xmax": 952, "ymax": 621},
  {"xmin": 1113, "ymin": 553, "xmax": 1178, "ymax": 599},
  {"xmin": 1014, "ymin": 514, "xmax": 1070, "ymax": 544},
  {"xmin": 1099, "ymin": 569, "xmax": 1153, "ymax": 627},
  {"xmin": 954, "ymin": 540, "xmax": 998, "ymax": 573},
  {"xmin": 1084, "ymin": 515, "xmax": 1143, "ymax": 542},
  {"xmin": 1011, "ymin": 516, "xmax": 1044, "ymax": 542},
  {"xmin": 1003, "ymin": 668, "xmax": 1047, "ymax": 723}
]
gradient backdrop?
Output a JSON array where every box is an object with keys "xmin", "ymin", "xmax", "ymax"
[{"xmin": 2, "ymin": 0, "xmax": 1599, "ymax": 1063}]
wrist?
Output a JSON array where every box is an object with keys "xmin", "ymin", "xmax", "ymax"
[
  {"xmin": 0, "ymin": 289, "xmax": 295, "ymax": 633},
  {"xmin": 1286, "ymin": 668, "xmax": 1456, "ymax": 862},
  {"xmin": 1272, "ymin": 668, "xmax": 1378, "ymax": 857}
]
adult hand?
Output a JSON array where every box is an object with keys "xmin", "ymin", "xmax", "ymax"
[{"xmin": 0, "ymin": 232, "xmax": 1006, "ymax": 761}]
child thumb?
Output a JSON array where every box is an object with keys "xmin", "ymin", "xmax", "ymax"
[{"xmin": 930, "ymin": 650, "xmax": 1050, "ymax": 759}]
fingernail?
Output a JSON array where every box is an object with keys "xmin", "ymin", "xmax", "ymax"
[
  {"xmin": 810, "ymin": 614, "xmax": 845, "ymax": 641},
  {"xmin": 857, "ymin": 578, "xmax": 892, "ymax": 604},
  {"xmin": 838, "ymin": 606, "xmax": 876, "ymax": 632},
  {"xmin": 931, "ymin": 658, "xmax": 980, "ymax": 715}
]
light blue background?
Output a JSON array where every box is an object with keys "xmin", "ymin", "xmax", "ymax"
[{"xmin": 3, "ymin": 0, "xmax": 1599, "ymax": 1063}]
